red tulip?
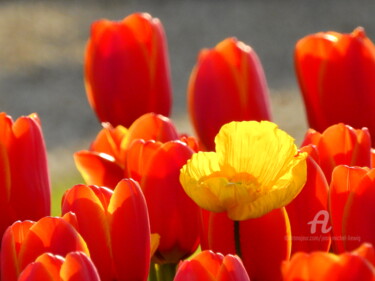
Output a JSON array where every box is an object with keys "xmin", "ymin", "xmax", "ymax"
[
  {"xmin": 282, "ymin": 243, "xmax": 375, "ymax": 281},
  {"xmin": 0, "ymin": 113, "xmax": 50, "ymax": 241},
  {"xmin": 134, "ymin": 141, "xmax": 200, "ymax": 263},
  {"xmin": 1, "ymin": 215, "xmax": 89, "ymax": 281},
  {"xmin": 285, "ymin": 149, "xmax": 331, "ymax": 254},
  {"xmin": 202, "ymin": 208, "xmax": 290, "ymax": 281},
  {"xmin": 301, "ymin": 123, "xmax": 371, "ymax": 182},
  {"xmin": 18, "ymin": 252, "xmax": 100, "ymax": 281},
  {"xmin": 295, "ymin": 27, "xmax": 375, "ymax": 146},
  {"xmin": 61, "ymin": 179, "xmax": 151, "ymax": 281},
  {"xmin": 174, "ymin": 250, "xmax": 250, "ymax": 281},
  {"xmin": 74, "ymin": 113, "xmax": 195, "ymax": 188},
  {"xmin": 74, "ymin": 114, "xmax": 201, "ymax": 264},
  {"xmin": 329, "ymin": 165, "xmax": 375, "ymax": 253},
  {"xmin": 188, "ymin": 37, "xmax": 272, "ymax": 151},
  {"xmin": 85, "ymin": 13, "xmax": 172, "ymax": 127}
]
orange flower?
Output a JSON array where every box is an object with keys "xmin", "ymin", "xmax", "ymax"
[
  {"xmin": 18, "ymin": 252, "xmax": 100, "ymax": 281},
  {"xmin": 282, "ymin": 243, "xmax": 375, "ymax": 281},
  {"xmin": 0, "ymin": 215, "xmax": 89, "ymax": 281},
  {"xmin": 301, "ymin": 123, "xmax": 371, "ymax": 182},
  {"xmin": 85, "ymin": 13, "xmax": 172, "ymax": 127},
  {"xmin": 295, "ymin": 27, "xmax": 375, "ymax": 146},
  {"xmin": 61, "ymin": 179, "xmax": 151, "ymax": 281},
  {"xmin": 0, "ymin": 113, "xmax": 50, "ymax": 241},
  {"xmin": 74, "ymin": 113, "xmax": 201, "ymax": 264},
  {"xmin": 174, "ymin": 250, "xmax": 250, "ymax": 281},
  {"xmin": 188, "ymin": 37, "xmax": 271, "ymax": 151},
  {"xmin": 329, "ymin": 165, "xmax": 375, "ymax": 253}
]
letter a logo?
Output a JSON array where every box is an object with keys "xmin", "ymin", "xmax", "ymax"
[{"xmin": 307, "ymin": 210, "xmax": 332, "ymax": 234}]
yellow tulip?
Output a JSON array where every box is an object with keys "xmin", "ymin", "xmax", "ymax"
[{"xmin": 180, "ymin": 121, "xmax": 307, "ymax": 220}]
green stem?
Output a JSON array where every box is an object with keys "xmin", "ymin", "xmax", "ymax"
[
  {"xmin": 149, "ymin": 262, "xmax": 158, "ymax": 281},
  {"xmin": 234, "ymin": 220, "xmax": 242, "ymax": 258},
  {"xmin": 156, "ymin": 263, "xmax": 177, "ymax": 281}
]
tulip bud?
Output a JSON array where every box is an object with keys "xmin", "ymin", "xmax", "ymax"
[
  {"xmin": 61, "ymin": 179, "xmax": 151, "ymax": 281},
  {"xmin": 85, "ymin": 13, "xmax": 172, "ymax": 127},
  {"xmin": 329, "ymin": 165, "xmax": 375, "ymax": 253},
  {"xmin": 301, "ymin": 123, "xmax": 371, "ymax": 183},
  {"xmin": 174, "ymin": 250, "xmax": 250, "ymax": 281},
  {"xmin": 282, "ymin": 243, "xmax": 375, "ymax": 281},
  {"xmin": 1, "ymin": 215, "xmax": 89, "ymax": 281},
  {"xmin": 295, "ymin": 27, "xmax": 375, "ymax": 146},
  {"xmin": 0, "ymin": 113, "xmax": 50, "ymax": 240},
  {"xmin": 18, "ymin": 252, "xmax": 100, "ymax": 281},
  {"xmin": 188, "ymin": 37, "xmax": 271, "ymax": 150}
]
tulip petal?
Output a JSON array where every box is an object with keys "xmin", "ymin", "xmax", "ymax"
[
  {"xmin": 121, "ymin": 113, "xmax": 179, "ymax": 149},
  {"xmin": 60, "ymin": 252, "xmax": 100, "ymax": 281},
  {"xmin": 206, "ymin": 208, "xmax": 290, "ymax": 281},
  {"xmin": 9, "ymin": 115, "xmax": 51, "ymax": 220},
  {"xmin": 217, "ymin": 255, "xmax": 250, "ymax": 281},
  {"xmin": 295, "ymin": 31, "xmax": 340, "ymax": 130},
  {"xmin": 61, "ymin": 185, "xmax": 113, "ymax": 281},
  {"xmin": 74, "ymin": 151, "xmax": 124, "ymax": 189},
  {"xmin": 286, "ymin": 156, "xmax": 331, "ymax": 253},
  {"xmin": 18, "ymin": 217, "xmax": 89, "ymax": 271},
  {"xmin": 108, "ymin": 179, "xmax": 150, "ymax": 281},
  {"xmin": 343, "ymin": 169, "xmax": 375, "ymax": 251},
  {"xmin": 142, "ymin": 142, "xmax": 200, "ymax": 263},
  {"xmin": 329, "ymin": 165, "xmax": 367, "ymax": 253},
  {"xmin": 1, "ymin": 221, "xmax": 34, "ymax": 281}
]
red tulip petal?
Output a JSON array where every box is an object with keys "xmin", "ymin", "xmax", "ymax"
[
  {"xmin": 218, "ymin": 255, "xmax": 250, "ymax": 281},
  {"xmin": 125, "ymin": 139, "xmax": 161, "ymax": 182},
  {"xmin": 61, "ymin": 185, "xmax": 113, "ymax": 281},
  {"xmin": 351, "ymin": 243, "xmax": 375, "ymax": 267},
  {"xmin": 194, "ymin": 251, "xmax": 224, "ymax": 277},
  {"xmin": 90, "ymin": 123, "xmax": 127, "ymax": 162},
  {"xmin": 188, "ymin": 38, "xmax": 271, "ymax": 151},
  {"xmin": 320, "ymin": 29, "xmax": 375, "ymax": 140},
  {"xmin": 18, "ymin": 217, "xmax": 89, "ymax": 271},
  {"xmin": 108, "ymin": 179, "xmax": 150, "ymax": 281},
  {"xmin": 9, "ymin": 115, "xmax": 51, "ymax": 220},
  {"xmin": 1, "ymin": 221, "xmax": 34, "ymax": 281},
  {"xmin": 18, "ymin": 261, "xmax": 56, "ymax": 281},
  {"xmin": 19, "ymin": 253, "xmax": 64, "ymax": 281},
  {"xmin": 207, "ymin": 208, "xmax": 290, "ymax": 281},
  {"xmin": 174, "ymin": 260, "xmax": 217, "ymax": 281},
  {"xmin": 74, "ymin": 151, "xmax": 124, "ymax": 189},
  {"xmin": 61, "ymin": 252, "xmax": 101, "ymax": 281},
  {"xmin": 329, "ymin": 165, "xmax": 367, "ymax": 253},
  {"xmin": 141, "ymin": 141, "xmax": 200, "ymax": 263},
  {"xmin": 343, "ymin": 169, "xmax": 375, "ymax": 251},
  {"xmin": 286, "ymin": 156, "xmax": 330, "ymax": 254},
  {"xmin": 121, "ymin": 113, "xmax": 179, "ymax": 149},
  {"xmin": 85, "ymin": 13, "xmax": 171, "ymax": 127},
  {"xmin": 295, "ymin": 32, "xmax": 340, "ymax": 131}
]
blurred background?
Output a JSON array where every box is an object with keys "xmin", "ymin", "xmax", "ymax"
[{"xmin": 0, "ymin": 0, "xmax": 374, "ymax": 209}]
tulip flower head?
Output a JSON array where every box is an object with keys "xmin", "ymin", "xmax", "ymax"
[
  {"xmin": 295, "ymin": 27, "xmax": 375, "ymax": 146},
  {"xmin": 18, "ymin": 252, "xmax": 101, "ymax": 281},
  {"xmin": 174, "ymin": 250, "xmax": 250, "ymax": 281},
  {"xmin": 282, "ymin": 243, "xmax": 375, "ymax": 281},
  {"xmin": 85, "ymin": 13, "xmax": 172, "ymax": 127},
  {"xmin": 0, "ymin": 113, "xmax": 51, "ymax": 239},
  {"xmin": 180, "ymin": 120, "xmax": 307, "ymax": 220},
  {"xmin": 188, "ymin": 37, "xmax": 272, "ymax": 151}
]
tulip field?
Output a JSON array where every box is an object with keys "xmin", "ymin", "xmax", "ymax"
[{"xmin": 1, "ymin": 2, "xmax": 375, "ymax": 281}]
